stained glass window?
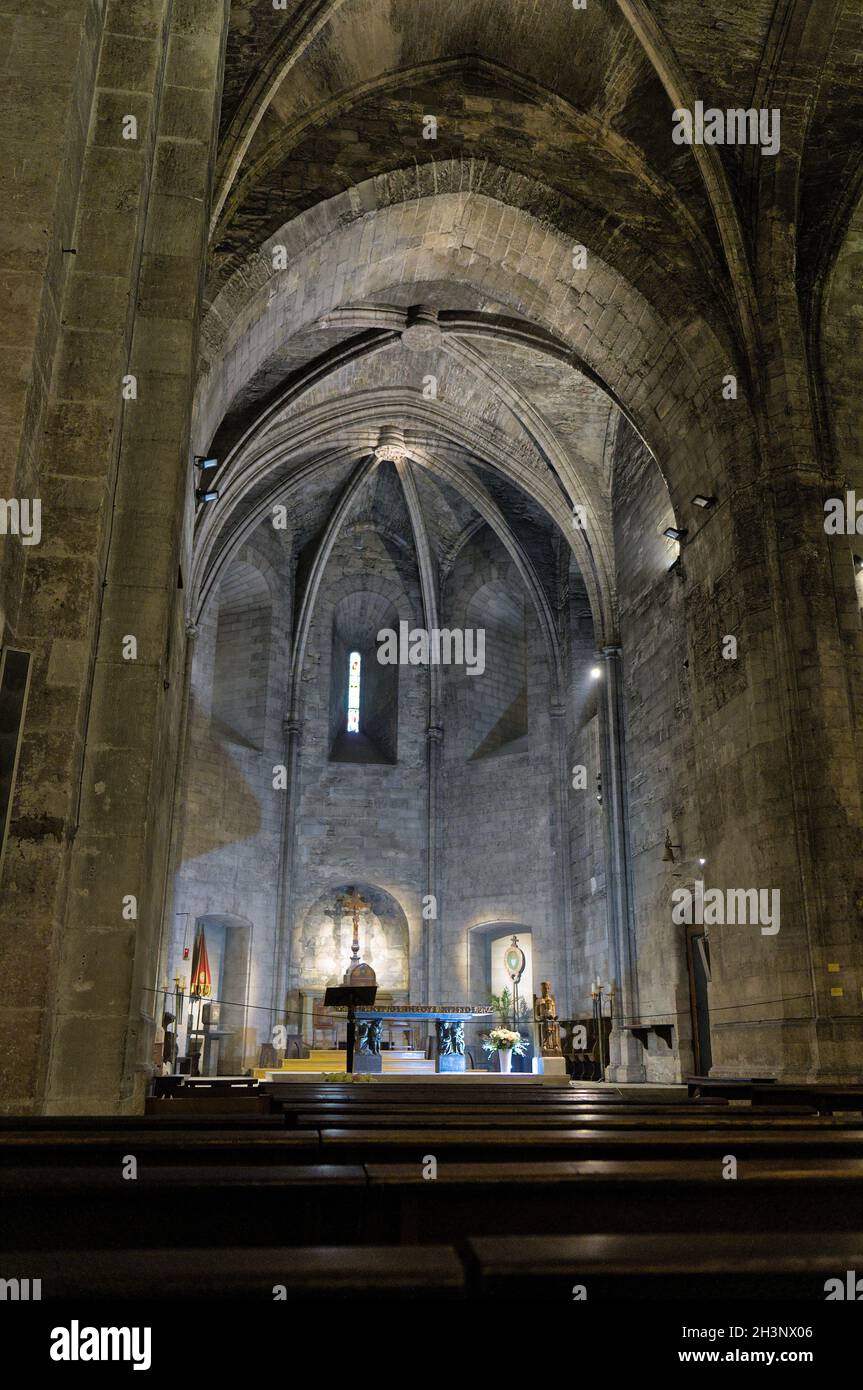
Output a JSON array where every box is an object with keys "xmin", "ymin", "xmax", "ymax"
[{"xmin": 347, "ymin": 650, "xmax": 361, "ymax": 733}]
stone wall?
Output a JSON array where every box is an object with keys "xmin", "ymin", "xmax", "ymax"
[
  {"xmin": 440, "ymin": 527, "xmax": 560, "ymax": 1005},
  {"xmin": 612, "ymin": 420, "xmax": 696, "ymax": 1082},
  {"xmin": 288, "ymin": 524, "xmax": 427, "ymax": 1003},
  {"xmin": 167, "ymin": 527, "xmax": 289, "ymax": 1066}
]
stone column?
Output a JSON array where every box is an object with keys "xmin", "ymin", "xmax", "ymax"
[
  {"xmin": 425, "ymin": 721, "xmax": 444, "ymax": 1003},
  {"xmin": 272, "ymin": 713, "xmax": 302, "ymax": 1030},
  {"xmin": 598, "ymin": 644, "xmax": 645, "ymax": 1082},
  {"xmin": 0, "ymin": 0, "xmax": 230, "ymax": 1114},
  {"xmin": 549, "ymin": 699, "xmax": 575, "ymax": 1017}
]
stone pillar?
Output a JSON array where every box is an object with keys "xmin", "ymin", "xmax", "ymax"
[
  {"xmin": 272, "ymin": 713, "xmax": 302, "ymax": 1028},
  {"xmin": 425, "ymin": 721, "xmax": 444, "ymax": 1003},
  {"xmin": 549, "ymin": 699, "xmax": 575, "ymax": 1017},
  {"xmin": 0, "ymin": 0, "xmax": 230, "ymax": 1114},
  {"xmin": 598, "ymin": 644, "xmax": 645, "ymax": 1082}
]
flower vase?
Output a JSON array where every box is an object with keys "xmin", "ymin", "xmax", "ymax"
[{"xmin": 499, "ymin": 1047, "xmax": 513, "ymax": 1075}]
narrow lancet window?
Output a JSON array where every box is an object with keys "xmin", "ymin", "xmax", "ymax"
[{"xmin": 347, "ymin": 650, "xmax": 361, "ymax": 732}]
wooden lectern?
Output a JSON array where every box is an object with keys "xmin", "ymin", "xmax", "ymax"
[{"xmin": 323, "ymin": 985, "xmax": 378, "ymax": 1073}]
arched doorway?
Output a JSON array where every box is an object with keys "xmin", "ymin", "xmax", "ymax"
[{"xmin": 172, "ymin": 913, "xmax": 253, "ymax": 1075}]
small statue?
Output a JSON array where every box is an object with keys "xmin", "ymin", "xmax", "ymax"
[
  {"xmin": 357, "ymin": 1021, "xmax": 370, "ymax": 1054},
  {"xmin": 534, "ymin": 981, "xmax": 563, "ymax": 1056},
  {"xmin": 437, "ymin": 1021, "xmax": 454, "ymax": 1055},
  {"xmin": 451, "ymin": 1021, "xmax": 465, "ymax": 1056},
  {"xmin": 161, "ymin": 1011, "xmax": 177, "ymax": 1070}
]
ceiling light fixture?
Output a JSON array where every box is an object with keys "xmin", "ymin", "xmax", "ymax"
[
  {"xmin": 663, "ymin": 526, "xmax": 687, "ymax": 542},
  {"xmin": 691, "ymin": 494, "xmax": 716, "ymax": 509}
]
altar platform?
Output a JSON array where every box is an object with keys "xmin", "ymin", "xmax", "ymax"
[
  {"xmin": 254, "ymin": 1048, "xmax": 435, "ymax": 1078},
  {"xmin": 250, "ymin": 1069, "xmax": 565, "ymax": 1085}
]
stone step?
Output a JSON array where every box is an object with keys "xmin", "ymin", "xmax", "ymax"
[{"xmin": 382, "ymin": 1056, "xmax": 435, "ymax": 1073}]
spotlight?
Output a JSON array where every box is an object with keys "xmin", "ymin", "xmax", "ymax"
[
  {"xmin": 663, "ymin": 526, "xmax": 687, "ymax": 542},
  {"xmin": 691, "ymin": 494, "xmax": 716, "ymax": 509},
  {"xmin": 194, "ymin": 455, "xmax": 218, "ymax": 472},
  {"xmin": 590, "ymin": 666, "xmax": 602, "ymax": 679},
  {"xmin": 196, "ymin": 488, "xmax": 219, "ymax": 504},
  {"xmin": 698, "ymin": 856, "xmax": 707, "ymax": 866}
]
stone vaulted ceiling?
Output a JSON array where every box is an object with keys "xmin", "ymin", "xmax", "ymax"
[{"xmin": 190, "ymin": 0, "xmax": 863, "ymax": 652}]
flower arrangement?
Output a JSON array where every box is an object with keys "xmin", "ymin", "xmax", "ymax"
[
  {"xmin": 481, "ymin": 1027, "xmax": 528, "ymax": 1057},
  {"xmin": 321, "ymin": 1071, "xmax": 372, "ymax": 1083}
]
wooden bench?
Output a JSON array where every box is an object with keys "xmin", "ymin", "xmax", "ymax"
[
  {"xmin": 465, "ymin": 1230, "xmax": 863, "ymax": 1298},
  {"xmin": 314, "ymin": 1125, "xmax": 863, "ymax": 1163},
  {"xmin": 0, "ymin": 1128, "xmax": 321, "ymax": 1167},
  {"xmin": 0, "ymin": 1244, "xmax": 465, "ymax": 1299},
  {"xmin": 290, "ymin": 1109, "xmax": 852, "ymax": 1131},
  {"xmin": 688, "ymin": 1078, "xmax": 863, "ymax": 1112},
  {"xmin": 0, "ymin": 1165, "xmax": 367, "ymax": 1250},
  {"xmin": 362, "ymin": 1157, "xmax": 863, "ymax": 1242},
  {"xmin": 0, "ymin": 1112, "xmax": 285, "ymax": 1130}
]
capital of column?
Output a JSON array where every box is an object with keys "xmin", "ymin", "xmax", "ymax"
[
  {"xmin": 427, "ymin": 723, "xmax": 444, "ymax": 744},
  {"xmin": 283, "ymin": 715, "xmax": 301, "ymax": 738},
  {"xmin": 549, "ymin": 700, "xmax": 566, "ymax": 720},
  {"xmin": 185, "ymin": 620, "xmax": 198, "ymax": 640}
]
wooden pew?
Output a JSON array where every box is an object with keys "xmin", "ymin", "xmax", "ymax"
[
  {"xmin": 288, "ymin": 1109, "xmax": 853, "ymax": 1131},
  {"xmin": 315, "ymin": 1125, "xmax": 863, "ymax": 1163},
  {"xmin": 362, "ymin": 1157, "xmax": 863, "ymax": 1243},
  {"xmin": 0, "ymin": 1245, "xmax": 465, "ymax": 1299},
  {"xmin": 0, "ymin": 1112, "xmax": 285, "ymax": 1131},
  {"xmin": 465, "ymin": 1230, "xmax": 863, "ymax": 1299},
  {"xmin": 688, "ymin": 1077, "xmax": 863, "ymax": 1112},
  {"xmin": 0, "ymin": 1165, "xmax": 367, "ymax": 1251},
  {"xmin": 0, "ymin": 1128, "xmax": 320, "ymax": 1167}
]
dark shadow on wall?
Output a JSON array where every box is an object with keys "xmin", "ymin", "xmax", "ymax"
[{"xmin": 178, "ymin": 695, "xmax": 263, "ymax": 863}]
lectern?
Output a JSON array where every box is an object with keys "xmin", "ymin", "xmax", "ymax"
[{"xmin": 323, "ymin": 985, "xmax": 378, "ymax": 1073}]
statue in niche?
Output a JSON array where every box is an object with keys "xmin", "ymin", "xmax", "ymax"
[{"xmin": 534, "ymin": 981, "xmax": 563, "ymax": 1056}]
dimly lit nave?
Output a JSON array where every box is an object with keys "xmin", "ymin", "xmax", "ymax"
[{"xmin": 1, "ymin": 0, "xmax": 863, "ymax": 1330}]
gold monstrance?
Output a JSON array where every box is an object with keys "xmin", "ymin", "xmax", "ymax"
[{"xmin": 342, "ymin": 889, "xmax": 377, "ymax": 985}]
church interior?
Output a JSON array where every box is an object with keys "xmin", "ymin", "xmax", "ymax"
[{"xmin": 2, "ymin": 0, "xmax": 863, "ymax": 1323}]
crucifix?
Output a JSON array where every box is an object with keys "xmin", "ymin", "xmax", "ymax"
[
  {"xmin": 343, "ymin": 889, "xmax": 366, "ymax": 971},
  {"xmin": 341, "ymin": 888, "xmax": 376, "ymax": 986}
]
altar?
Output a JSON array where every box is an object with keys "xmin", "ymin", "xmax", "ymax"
[{"xmin": 353, "ymin": 1006, "xmax": 494, "ymax": 1074}]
